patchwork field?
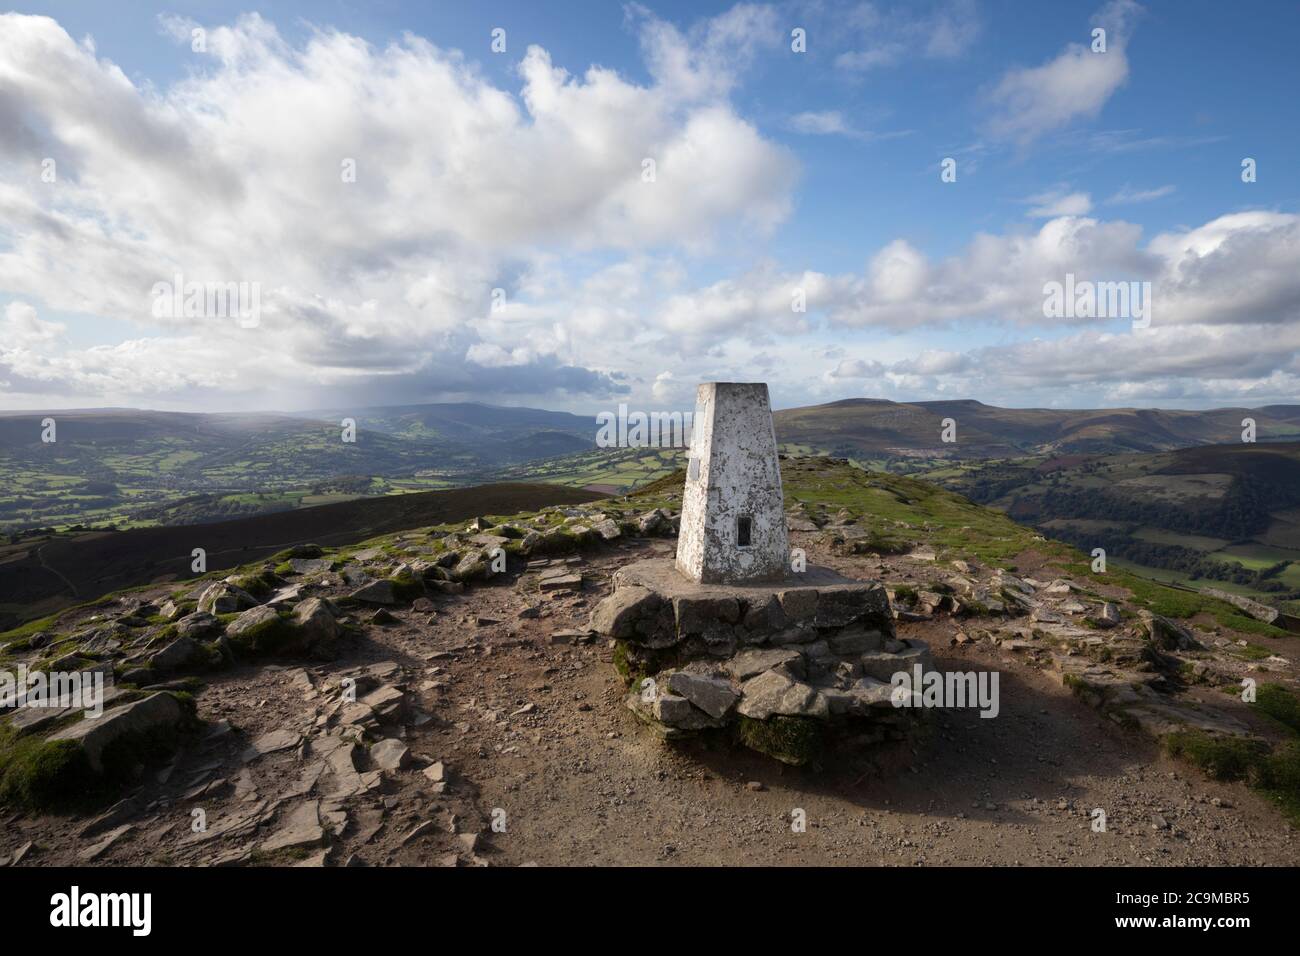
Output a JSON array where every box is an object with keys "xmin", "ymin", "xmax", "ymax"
[{"xmin": 0, "ymin": 405, "xmax": 597, "ymax": 532}]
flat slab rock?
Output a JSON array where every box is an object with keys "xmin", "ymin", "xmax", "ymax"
[
  {"xmin": 611, "ymin": 557, "xmax": 876, "ymax": 604},
  {"xmin": 1052, "ymin": 655, "xmax": 1253, "ymax": 739},
  {"xmin": 593, "ymin": 557, "xmax": 893, "ymax": 649}
]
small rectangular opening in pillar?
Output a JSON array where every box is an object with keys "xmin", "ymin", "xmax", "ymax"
[
  {"xmin": 736, "ymin": 514, "xmax": 753, "ymax": 548},
  {"xmin": 687, "ymin": 457, "xmax": 700, "ymax": 481}
]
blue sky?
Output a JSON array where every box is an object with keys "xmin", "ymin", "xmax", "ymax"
[{"xmin": 1, "ymin": 1, "xmax": 1298, "ymax": 413}]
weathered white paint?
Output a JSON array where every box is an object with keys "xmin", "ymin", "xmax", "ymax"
[{"xmin": 675, "ymin": 382, "xmax": 790, "ymax": 584}]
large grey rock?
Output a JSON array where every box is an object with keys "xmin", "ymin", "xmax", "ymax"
[
  {"xmin": 175, "ymin": 611, "xmax": 221, "ymax": 640},
  {"xmin": 290, "ymin": 558, "xmax": 332, "ymax": 574},
  {"xmin": 736, "ymin": 670, "xmax": 828, "ymax": 720},
  {"xmin": 858, "ymin": 640, "xmax": 932, "ymax": 681},
  {"xmin": 667, "ymin": 672, "xmax": 739, "ymax": 719},
  {"xmin": 1087, "ymin": 602, "xmax": 1122, "ymax": 629},
  {"xmin": 646, "ymin": 693, "xmax": 723, "ymax": 730},
  {"xmin": 590, "ymin": 586, "xmax": 661, "ymax": 639},
  {"xmin": 49, "ymin": 693, "xmax": 186, "ymax": 773},
  {"xmin": 197, "ymin": 582, "xmax": 256, "ymax": 615},
  {"xmin": 349, "ymin": 579, "xmax": 397, "ymax": 605},
  {"xmin": 244, "ymin": 728, "xmax": 301, "ymax": 760},
  {"xmin": 293, "ymin": 598, "xmax": 340, "ymax": 649},
  {"xmin": 813, "ymin": 585, "xmax": 888, "ymax": 628},
  {"xmin": 226, "ymin": 605, "xmax": 281, "ymax": 640},
  {"xmin": 725, "ymin": 647, "xmax": 803, "ymax": 681},
  {"xmin": 637, "ymin": 509, "xmax": 673, "ymax": 536},
  {"xmin": 828, "ymin": 628, "xmax": 883, "ymax": 655},
  {"xmin": 1138, "ymin": 612, "xmax": 1202, "ymax": 651},
  {"xmin": 451, "ymin": 551, "xmax": 491, "ymax": 582},
  {"xmin": 149, "ymin": 635, "xmax": 201, "ymax": 672},
  {"xmin": 778, "ymin": 588, "xmax": 819, "ymax": 622},
  {"xmin": 1202, "ymin": 588, "xmax": 1280, "ymax": 624},
  {"xmin": 674, "ymin": 595, "xmax": 740, "ymax": 635}
]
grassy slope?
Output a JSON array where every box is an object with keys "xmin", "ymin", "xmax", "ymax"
[
  {"xmin": 919, "ymin": 443, "xmax": 1300, "ymax": 612},
  {"xmin": 0, "ymin": 482, "xmax": 606, "ymax": 633}
]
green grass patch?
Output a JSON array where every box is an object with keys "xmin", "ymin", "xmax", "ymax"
[
  {"xmin": 1163, "ymin": 730, "xmax": 1268, "ymax": 781},
  {"xmin": 1163, "ymin": 729, "xmax": 1300, "ymax": 826},
  {"xmin": 1254, "ymin": 684, "xmax": 1300, "ymax": 736}
]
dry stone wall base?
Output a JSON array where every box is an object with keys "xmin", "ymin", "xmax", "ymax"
[{"xmin": 592, "ymin": 558, "xmax": 933, "ymax": 762}]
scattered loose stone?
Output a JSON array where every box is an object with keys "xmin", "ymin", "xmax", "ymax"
[{"xmin": 370, "ymin": 738, "xmax": 410, "ymax": 771}]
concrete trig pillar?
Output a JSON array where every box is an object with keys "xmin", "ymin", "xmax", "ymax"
[{"xmin": 675, "ymin": 382, "xmax": 790, "ymax": 584}]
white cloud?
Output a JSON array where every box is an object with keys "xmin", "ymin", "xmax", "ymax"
[
  {"xmin": 822, "ymin": 323, "xmax": 1300, "ymax": 408},
  {"xmin": 1, "ymin": 6, "xmax": 1294, "ymax": 415},
  {"xmin": 1024, "ymin": 189, "xmax": 1094, "ymax": 218},
  {"xmin": 787, "ymin": 110, "xmax": 913, "ymax": 142},
  {"xmin": 789, "ymin": 110, "xmax": 851, "ymax": 135},
  {"xmin": 987, "ymin": 0, "xmax": 1141, "ymax": 144},
  {"xmin": 0, "ymin": 9, "xmax": 797, "ymax": 407},
  {"xmin": 1, "ymin": 301, "xmax": 66, "ymax": 348},
  {"xmin": 1104, "ymin": 184, "xmax": 1175, "ymax": 204},
  {"xmin": 835, "ymin": 0, "xmax": 981, "ymax": 73}
]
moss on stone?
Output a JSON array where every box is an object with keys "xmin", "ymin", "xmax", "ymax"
[
  {"xmin": 225, "ymin": 610, "xmax": 298, "ymax": 655},
  {"xmin": 389, "ymin": 572, "xmax": 426, "ymax": 602},
  {"xmin": 612, "ymin": 642, "xmax": 641, "ymax": 686},
  {"xmin": 229, "ymin": 571, "xmax": 277, "ymax": 599},
  {"xmin": 737, "ymin": 715, "xmax": 823, "ymax": 766},
  {"xmin": 0, "ymin": 734, "xmax": 94, "ymax": 810}
]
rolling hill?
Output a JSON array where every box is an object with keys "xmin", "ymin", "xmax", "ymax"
[
  {"xmin": 773, "ymin": 398, "xmax": 1300, "ymax": 460},
  {"xmin": 0, "ymin": 403, "xmax": 598, "ymax": 531}
]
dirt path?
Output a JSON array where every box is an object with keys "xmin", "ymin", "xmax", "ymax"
[{"xmin": 35, "ymin": 543, "xmax": 78, "ymax": 598}]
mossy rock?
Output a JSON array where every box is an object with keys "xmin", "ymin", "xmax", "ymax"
[
  {"xmin": 228, "ymin": 571, "xmax": 278, "ymax": 599},
  {"xmin": 224, "ymin": 610, "xmax": 299, "ymax": 656},
  {"xmin": 389, "ymin": 573, "xmax": 426, "ymax": 602},
  {"xmin": 0, "ymin": 692, "xmax": 200, "ymax": 811},
  {"xmin": 0, "ymin": 735, "xmax": 94, "ymax": 810},
  {"xmin": 612, "ymin": 642, "xmax": 641, "ymax": 686},
  {"xmin": 737, "ymin": 715, "xmax": 823, "ymax": 766},
  {"xmin": 611, "ymin": 641, "xmax": 678, "ymax": 688},
  {"xmin": 530, "ymin": 528, "xmax": 583, "ymax": 557}
]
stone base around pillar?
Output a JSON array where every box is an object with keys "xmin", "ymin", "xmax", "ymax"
[{"xmin": 589, "ymin": 557, "xmax": 934, "ymax": 764}]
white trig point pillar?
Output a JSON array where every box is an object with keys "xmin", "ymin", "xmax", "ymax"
[{"xmin": 676, "ymin": 382, "xmax": 790, "ymax": 584}]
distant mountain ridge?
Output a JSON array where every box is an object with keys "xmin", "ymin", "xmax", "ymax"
[
  {"xmin": 773, "ymin": 398, "xmax": 1300, "ymax": 459},
  {"xmin": 4, "ymin": 397, "xmax": 1299, "ymax": 532}
]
